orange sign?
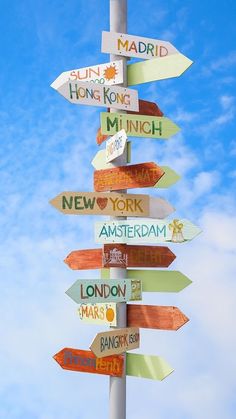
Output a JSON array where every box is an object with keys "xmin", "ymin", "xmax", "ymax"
[
  {"xmin": 127, "ymin": 305, "xmax": 189, "ymax": 330},
  {"xmin": 94, "ymin": 162, "xmax": 164, "ymax": 192},
  {"xmin": 53, "ymin": 348, "xmax": 124, "ymax": 377}
]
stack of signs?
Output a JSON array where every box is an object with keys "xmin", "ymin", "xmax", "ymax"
[{"xmin": 51, "ymin": 28, "xmax": 198, "ymax": 384}]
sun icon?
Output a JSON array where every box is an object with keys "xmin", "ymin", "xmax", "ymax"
[{"xmin": 103, "ymin": 65, "xmax": 118, "ymax": 81}]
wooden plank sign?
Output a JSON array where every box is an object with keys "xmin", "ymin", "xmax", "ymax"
[
  {"xmin": 102, "ymin": 31, "xmax": 178, "ymax": 60},
  {"xmin": 100, "ymin": 112, "xmax": 180, "ymax": 139},
  {"xmin": 93, "ymin": 140, "xmax": 131, "ymax": 165},
  {"xmin": 56, "ymin": 80, "xmax": 139, "ymax": 111},
  {"xmin": 127, "ymin": 305, "xmax": 189, "ymax": 330},
  {"xmin": 126, "ymin": 353, "xmax": 174, "ymax": 381},
  {"xmin": 94, "ymin": 162, "xmax": 164, "ymax": 192},
  {"xmin": 53, "ymin": 348, "xmax": 124, "ymax": 377},
  {"xmin": 95, "ymin": 219, "xmax": 201, "ymax": 244},
  {"xmin": 90, "ymin": 327, "xmax": 140, "ymax": 358},
  {"xmin": 77, "ymin": 303, "xmax": 117, "ymax": 326},
  {"xmin": 50, "ymin": 191, "xmax": 150, "ymax": 217},
  {"xmin": 64, "ymin": 245, "xmax": 176, "ymax": 270},
  {"xmin": 128, "ymin": 53, "xmax": 193, "ymax": 86},
  {"xmin": 101, "ymin": 269, "xmax": 192, "ymax": 293},
  {"xmin": 65, "ymin": 278, "xmax": 142, "ymax": 304},
  {"xmin": 51, "ymin": 60, "xmax": 124, "ymax": 90},
  {"xmin": 106, "ymin": 129, "xmax": 127, "ymax": 163}
]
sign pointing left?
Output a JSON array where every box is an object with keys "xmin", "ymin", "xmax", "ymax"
[
  {"xmin": 90, "ymin": 327, "xmax": 140, "ymax": 358},
  {"xmin": 55, "ymin": 80, "xmax": 139, "ymax": 112},
  {"xmin": 51, "ymin": 60, "xmax": 124, "ymax": 89}
]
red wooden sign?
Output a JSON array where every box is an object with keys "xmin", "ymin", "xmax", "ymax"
[
  {"xmin": 64, "ymin": 244, "xmax": 176, "ymax": 270},
  {"xmin": 53, "ymin": 348, "xmax": 124, "ymax": 377},
  {"xmin": 127, "ymin": 305, "xmax": 189, "ymax": 330},
  {"xmin": 94, "ymin": 162, "xmax": 164, "ymax": 192},
  {"xmin": 96, "ymin": 99, "xmax": 163, "ymax": 145}
]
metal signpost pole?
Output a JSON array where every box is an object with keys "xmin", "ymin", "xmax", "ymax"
[{"xmin": 109, "ymin": 1, "xmax": 127, "ymax": 419}]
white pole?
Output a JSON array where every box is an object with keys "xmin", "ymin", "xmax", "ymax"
[{"xmin": 109, "ymin": 1, "xmax": 127, "ymax": 419}]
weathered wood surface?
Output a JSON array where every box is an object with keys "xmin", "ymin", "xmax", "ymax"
[
  {"xmin": 65, "ymin": 244, "xmax": 175, "ymax": 270},
  {"xmin": 127, "ymin": 304, "xmax": 189, "ymax": 330},
  {"xmin": 106, "ymin": 129, "xmax": 127, "ymax": 163},
  {"xmin": 94, "ymin": 162, "xmax": 164, "ymax": 192},
  {"xmin": 90, "ymin": 327, "xmax": 140, "ymax": 358},
  {"xmin": 53, "ymin": 348, "xmax": 124, "ymax": 377}
]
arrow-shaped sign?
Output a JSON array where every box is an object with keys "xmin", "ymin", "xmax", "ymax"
[
  {"xmin": 95, "ymin": 219, "xmax": 201, "ymax": 244},
  {"xmin": 106, "ymin": 129, "xmax": 127, "ymax": 163},
  {"xmin": 127, "ymin": 53, "xmax": 193, "ymax": 86},
  {"xmin": 91, "ymin": 150, "xmax": 180, "ymax": 188},
  {"xmin": 126, "ymin": 353, "xmax": 174, "ymax": 381},
  {"xmin": 50, "ymin": 191, "xmax": 174, "ymax": 218},
  {"xmin": 65, "ymin": 278, "xmax": 142, "ymax": 304},
  {"xmin": 51, "ymin": 60, "xmax": 124, "ymax": 89},
  {"xmin": 127, "ymin": 305, "xmax": 189, "ymax": 330},
  {"xmin": 90, "ymin": 327, "xmax": 140, "ymax": 358},
  {"xmin": 55, "ymin": 81, "xmax": 139, "ymax": 112},
  {"xmin": 53, "ymin": 348, "xmax": 124, "ymax": 377},
  {"xmin": 94, "ymin": 162, "xmax": 164, "ymax": 192},
  {"xmin": 101, "ymin": 269, "xmax": 192, "ymax": 293},
  {"xmin": 102, "ymin": 31, "xmax": 179, "ymax": 60},
  {"xmin": 77, "ymin": 303, "xmax": 117, "ymax": 326},
  {"xmin": 65, "ymin": 245, "xmax": 176, "ymax": 270},
  {"xmin": 93, "ymin": 141, "xmax": 131, "ymax": 166},
  {"xmin": 100, "ymin": 112, "xmax": 180, "ymax": 139}
]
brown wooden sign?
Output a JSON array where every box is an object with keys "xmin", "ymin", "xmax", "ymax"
[
  {"xmin": 64, "ymin": 244, "xmax": 176, "ymax": 270},
  {"xmin": 53, "ymin": 348, "xmax": 124, "ymax": 377},
  {"xmin": 96, "ymin": 99, "xmax": 163, "ymax": 145},
  {"xmin": 94, "ymin": 162, "xmax": 164, "ymax": 192},
  {"xmin": 127, "ymin": 305, "xmax": 189, "ymax": 330}
]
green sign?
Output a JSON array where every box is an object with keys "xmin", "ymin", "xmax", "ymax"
[{"xmin": 126, "ymin": 353, "xmax": 174, "ymax": 381}]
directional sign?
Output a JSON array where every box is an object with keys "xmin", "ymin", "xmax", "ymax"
[
  {"xmin": 127, "ymin": 304, "xmax": 189, "ymax": 330},
  {"xmin": 128, "ymin": 53, "xmax": 193, "ymax": 86},
  {"xmin": 101, "ymin": 269, "xmax": 192, "ymax": 293},
  {"xmin": 77, "ymin": 303, "xmax": 117, "ymax": 326},
  {"xmin": 51, "ymin": 60, "xmax": 124, "ymax": 90},
  {"xmin": 56, "ymin": 81, "xmax": 139, "ymax": 112},
  {"xmin": 94, "ymin": 162, "xmax": 164, "ymax": 192},
  {"xmin": 106, "ymin": 129, "xmax": 127, "ymax": 163},
  {"xmin": 65, "ymin": 244, "xmax": 176, "ymax": 270},
  {"xmin": 91, "ymin": 150, "xmax": 180, "ymax": 188},
  {"xmin": 95, "ymin": 219, "xmax": 201, "ymax": 244},
  {"xmin": 90, "ymin": 327, "xmax": 140, "ymax": 358},
  {"xmin": 100, "ymin": 112, "xmax": 180, "ymax": 138},
  {"xmin": 102, "ymin": 31, "xmax": 179, "ymax": 60},
  {"xmin": 65, "ymin": 278, "xmax": 142, "ymax": 304},
  {"xmin": 126, "ymin": 353, "xmax": 174, "ymax": 381},
  {"xmin": 50, "ymin": 191, "xmax": 150, "ymax": 217},
  {"xmin": 53, "ymin": 348, "xmax": 124, "ymax": 377}
]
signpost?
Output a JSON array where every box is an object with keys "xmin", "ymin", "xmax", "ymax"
[
  {"xmin": 51, "ymin": 60, "xmax": 124, "ymax": 89},
  {"xmin": 56, "ymin": 80, "xmax": 139, "ymax": 112},
  {"xmin": 64, "ymin": 244, "xmax": 176, "ymax": 270},
  {"xmin": 102, "ymin": 31, "xmax": 179, "ymax": 60},
  {"xmin": 94, "ymin": 162, "xmax": 164, "ymax": 192},
  {"xmin": 65, "ymin": 278, "xmax": 142, "ymax": 304},
  {"xmin": 126, "ymin": 353, "xmax": 174, "ymax": 381},
  {"xmin": 101, "ymin": 269, "xmax": 192, "ymax": 293},
  {"xmin": 90, "ymin": 327, "xmax": 140, "ymax": 357},
  {"xmin": 127, "ymin": 53, "xmax": 193, "ymax": 85},
  {"xmin": 127, "ymin": 304, "xmax": 189, "ymax": 330},
  {"xmin": 77, "ymin": 303, "xmax": 117, "ymax": 326},
  {"xmin": 53, "ymin": 348, "xmax": 124, "ymax": 377},
  {"xmin": 100, "ymin": 112, "xmax": 180, "ymax": 138},
  {"xmin": 95, "ymin": 218, "xmax": 201, "ymax": 244},
  {"xmin": 106, "ymin": 129, "xmax": 127, "ymax": 163}
]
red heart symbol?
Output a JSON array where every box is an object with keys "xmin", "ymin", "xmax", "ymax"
[{"xmin": 97, "ymin": 197, "xmax": 108, "ymax": 210}]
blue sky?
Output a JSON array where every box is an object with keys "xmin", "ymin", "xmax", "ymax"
[{"xmin": 1, "ymin": 0, "xmax": 236, "ymax": 418}]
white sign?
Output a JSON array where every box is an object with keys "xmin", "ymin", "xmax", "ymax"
[
  {"xmin": 102, "ymin": 31, "xmax": 179, "ymax": 60},
  {"xmin": 106, "ymin": 129, "xmax": 127, "ymax": 163},
  {"xmin": 51, "ymin": 60, "xmax": 124, "ymax": 90},
  {"xmin": 57, "ymin": 80, "xmax": 139, "ymax": 111}
]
